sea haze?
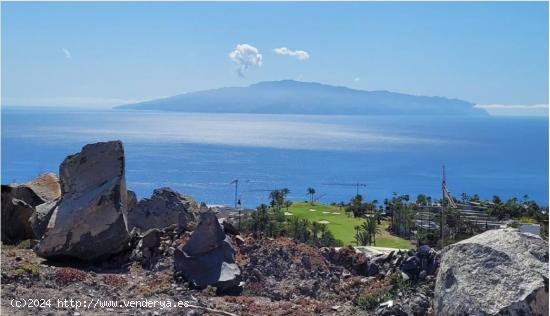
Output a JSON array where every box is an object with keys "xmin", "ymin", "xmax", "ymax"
[{"xmin": 1, "ymin": 106, "xmax": 548, "ymax": 206}]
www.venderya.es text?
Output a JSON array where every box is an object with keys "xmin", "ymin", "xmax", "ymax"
[{"xmin": 10, "ymin": 298, "xmax": 191, "ymax": 310}]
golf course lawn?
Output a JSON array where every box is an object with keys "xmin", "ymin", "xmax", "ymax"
[{"xmin": 286, "ymin": 202, "xmax": 413, "ymax": 249}]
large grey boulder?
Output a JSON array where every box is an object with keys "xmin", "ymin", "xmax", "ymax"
[
  {"xmin": 36, "ymin": 141, "xmax": 131, "ymax": 261},
  {"xmin": 434, "ymin": 228, "xmax": 549, "ymax": 315},
  {"xmin": 127, "ymin": 187, "xmax": 199, "ymax": 232},
  {"xmin": 1, "ymin": 173, "xmax": 61, "ymax": 243},
  {"xmin": 174, "ymin": 212, "xmax": 241, "ymax": 291}
]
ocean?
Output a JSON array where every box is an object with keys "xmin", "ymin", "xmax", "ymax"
[{"xmin": 2, "ymin": 106, "xmax": 548, "ymax": 206}]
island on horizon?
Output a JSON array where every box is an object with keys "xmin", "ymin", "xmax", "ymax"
[{"xmin": 116, "ymin": 80, "xmax": 489, "ymax": 116}]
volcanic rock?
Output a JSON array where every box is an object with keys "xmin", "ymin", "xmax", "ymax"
[
  {"xmin": 130, "ymin": 228, "xmax": 163, "ymax": 268},
  {"xmin": 174, "ymin": 212, "xmax": 241, "ymax": 291},
  {"xmin": 127, "ymin": 187, "xmax": 199, "ymax": 232},
  {"xmin": 36, "ymin": 141, "xmax": 131, "ymax": 261},
  {"xmin": 1, "ymin": 173, "xmax": 61, "ymax": 243},
  {"xmin": 127, "ymin": 190, "xmax": 138, "ymax": 211},
  {"xmin": 434, "ymin": 228, "xmax": 549, "ymax": 315},
  {"xmin": 29, "ymin": 199, "xmax": 59, "ymax": 240},
  {"xmin": 24, "ymin": 173, "xmax": 61, "ymax": 202},
  {"xmin": 1, "ymin": 198, "xmax": 35, "ymax": 242},
  {"xmin": 218, "ymin": 218, "xmax": 239, "ymax": 236}
]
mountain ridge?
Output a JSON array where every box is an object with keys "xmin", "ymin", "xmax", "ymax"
[{"xmin": 116, "ymin": 80, "xmax": 488, "ymax": 116}]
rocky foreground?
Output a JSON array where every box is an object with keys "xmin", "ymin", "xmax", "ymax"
[{"xmin": 1, "ymin": 141, "xmax": 548, "ymax": 315}]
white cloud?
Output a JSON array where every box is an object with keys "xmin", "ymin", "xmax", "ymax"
[
  {"xmin": 273, "ymin": 47, "xmax": 310, "ymax": 61},
  {"xmin": 229, "ymin": 44, "xmax": 262, "ymax": 77},
  {"xmin": 354, "ymin": 77, "xmax": 361, "ymax": 82},
  {"xmin": 61, "ymin": 48, "xmax": 71, "ymax": 59},
  {"xmin": 475, "ymin": 104, "xmax": 548, "ymax": 117}
]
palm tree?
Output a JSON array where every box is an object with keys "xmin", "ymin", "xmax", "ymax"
[
  {"xmin": 269, "ymin": 188, "xmax": 290, "ymax": 210},
  {"xmin": 269, "ymin": 190, "xmax": 282, "ymax": 209},
  {"xmin": 357, "ymin": 230, "xmax": 370, "ymax": 246},
  {"xmin": 284, "ymin": 200, "xmax": 292, "ymax": 211},
  {"xmin": 366, "ymin": 215, "xmax": 381, "ymax": 245},
  {"xmin": 290, "ymin": 217, "xmax": 301, "ymax": 239},
  {"xmin": 300, "ymin": 219, "xmax": 312, "ymax": 242},
  {"xmin": 311, "ymin": 222, "xmax": 321, "ymax": 242},
  {"xmin": 416, "ymin": 194, "xmax": 428, "ymax": 206},
  {"xmin": 360, "ymin": 221, "xmax": 371, "ymax": 244},
  {"xmin": 354, "ymin": 225, "xmax": 361, "ymax": 246},
  {"xmin": 281, "ymin": 188, "xmax": 290, "ymax": 196},
  {"xmin": 320, "ymin": 223, "xmax": 327, "ymax": 238},
  {"xmin": 307, "ymin": 187, "xmax": 316, "ymax": 204}
]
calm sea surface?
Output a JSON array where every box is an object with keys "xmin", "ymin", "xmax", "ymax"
[{"xmin": 2, "ymin": 106, "xmax": 548, "ymax": 206}]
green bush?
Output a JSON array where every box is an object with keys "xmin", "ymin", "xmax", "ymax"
[
  {"xmin": 319, "ymin": 230, "xmax": 343, "ymax": 247},
  {"xmin": 14, "ymin": 262, "xmax": 41, "ymax": 278},
  {"xmin": 356, "ymin": 288, "xmax": 391, "ymax": 310},
  {"xmin": 389, "ymin": 272, "xmax": 411, "ymax": 291}
]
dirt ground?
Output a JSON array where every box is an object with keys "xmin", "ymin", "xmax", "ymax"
[{"xmin": 1, "ymin": 236, "xmax": 434, "ymax": 315}]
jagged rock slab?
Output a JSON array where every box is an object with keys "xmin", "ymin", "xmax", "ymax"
[
  {"xmin": 24, "ymin": 173, "xmax": 61, "ymax": 202},
  {"xmin": 127, "ymin": 187, "xmax": 199, "ymax": 232},
  {"xmin": 36, "ymin": 141, "xmax": 130, "ymax": 261},
  {"xmin": 130, "ymin": 228, "xmax": 163, "ymax": 267},
  {"xmin": 174, "ymin": 212, "xmax": 241, "ymax": 291},
  {"xmin": 434, "ymin": 228, "xmax": 549, "ymax": 315},
  {"xmin": 30, "ymin": 199, "xmax": 59, "ymax": 240},
  {"xmin": 182, "ymin": 212, "xmax": 226, "ymax": 256},
  {"xmin": 1, "ymin": 173, "xmax": 61, "ymax": 243},
  {"xmin": 127, "ymin": 190, "xmax": 138, "ymax": 212}
]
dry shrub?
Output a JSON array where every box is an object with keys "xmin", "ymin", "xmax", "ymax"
[
  {"xmin": 103, "ymin": 274, "xmax": 127, "ymax": 288},
  {"xmin": 55, "ymin": 267, "xmax": 86, "ymax": 285}
]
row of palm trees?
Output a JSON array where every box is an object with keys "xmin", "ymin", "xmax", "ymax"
[
  {"xmin": 269, "ymin": 187, "xmax": 318, "ymax": 208},
  {"xmin": 286, "ymin": 216, "xmax": 340, "ymax": 246},
  {"xmin": 242, "ymin": 201, "xmax": 342, "ymax": 247}
]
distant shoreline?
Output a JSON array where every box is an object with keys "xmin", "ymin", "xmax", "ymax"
[{"xmin": 6, "ymin": 105, "xmax": 549, "ymax": 119}]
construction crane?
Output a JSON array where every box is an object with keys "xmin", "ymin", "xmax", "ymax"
[
  {"xmin": 313, "ymin": 193, "xmax": 327, "ymax": 203},
  {"xmin": 243, "ymin": 188, "xmax": 281, "ymax": 194},
  {"xmin": 440, "ymin": 165, "xmax": 458, "ymax": 246},
  {"xmin": 441, "ymin": 165, "xmax": 457, "ymax": 208},
  {"xmin": 241, "ymin": 188, "xmax": 282, "ymax": 204},
  {"xmin": 323, "ymin": 182, "xmax": 367, "ymax": 196}
]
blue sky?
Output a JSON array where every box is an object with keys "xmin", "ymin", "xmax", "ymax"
[{"xmin": 1, "ymin": 2, "xmax": 548, "ymax": 115}]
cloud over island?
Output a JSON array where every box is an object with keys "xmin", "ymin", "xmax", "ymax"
[
  {"xmin": 229, "ymin": 44, "xmax": 263, "ymax": 77},
  {"xmin": 273, "ymin": 47, "xmax": 310, "ymax": 60}
]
